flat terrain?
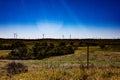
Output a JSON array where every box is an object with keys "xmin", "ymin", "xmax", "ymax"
[
  {"xmin": 0, "ymin": 47, "xmax": 120, "ymax": 80},
  {"xmin": 0, "ymin": 39, "xmax": 120, "ymax": 80}
]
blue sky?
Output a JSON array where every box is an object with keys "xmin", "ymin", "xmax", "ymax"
[{"xmin": 0, "ymin": 0, "xmax": 120, "ymax": 39}]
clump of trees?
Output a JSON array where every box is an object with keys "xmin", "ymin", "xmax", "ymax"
[
  {"xmin": 8, "ymin": 41, "xmax": 28, "ymax": 59},
  {"xmin": 11, "ymin": 41, "xmax": 26, "ymax": 50},
  {"xmin": 9, "ymin": 47, "xmax": 28, "ymax": 59},
  {"xmin": 0, "ymin": 41, "xmax": 26, "ymax": 50},
  {"xmin": 9, "ymin": 41, "xmax": 74, "ymax": 59}
]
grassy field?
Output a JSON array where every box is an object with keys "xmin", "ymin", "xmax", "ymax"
[
  {"xmin": 0, "ymin": 39, "xmax": 120, "ymax": 80},
  {"xmin": 0, "ymin": 50, "xmax": 11, "ymax": 58},
  {"xmin": 1, "ymin": 68, "xmax": 119, "ymax": 80},
  {"xmin": 0, "ymin": 47, "xmax": 120, "ymax": 80}
]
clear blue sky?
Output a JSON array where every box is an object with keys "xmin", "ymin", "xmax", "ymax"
[{"xmin": 0, "ymin": 0, "xmax": 120, "ymax": 39}]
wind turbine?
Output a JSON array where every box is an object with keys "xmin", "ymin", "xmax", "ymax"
[
  {"xmin": 42, "ymin": 34, "xmax": 44, "ymax": 39},
  {"xmin": 14, "ymin": 33, "xmax": 17, "ymax": 39}
]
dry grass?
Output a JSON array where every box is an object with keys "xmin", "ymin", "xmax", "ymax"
[
  {"xmin": 0, "ymin": 46, "xmax": 120, "ymax": 80},
  {"xmin": 0, "ymin": 50, "xmax": 11, "ymax": 57},
  {"xmin": 0, "ymin": 67, "xmax": 120, "ymax": 80}
]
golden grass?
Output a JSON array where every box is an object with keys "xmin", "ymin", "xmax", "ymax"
[
  {"xmin": 0, "ymin": 50, "xmax": 11, "ymax": 57},
  {"xmin": 0, "ymin": 67, "xmax": 119, "ymax": 80},
  {"xmin": 0, "ymin": 46, "xmax": 119, "ymax": 80}
]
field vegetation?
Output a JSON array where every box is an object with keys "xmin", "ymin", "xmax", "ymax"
[{"xmin": 0, "ymin": 39, "xmax": 120, "ymax": 80}]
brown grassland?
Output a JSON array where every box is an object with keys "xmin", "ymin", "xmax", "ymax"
[{"xmin": 0, "ymin": 39, "xmax": 120, "ymax": 80}]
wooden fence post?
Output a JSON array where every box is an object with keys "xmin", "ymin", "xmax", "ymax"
[{"xmin": 87, "ymin": 44, "xmax": 89, "ymax": 69}]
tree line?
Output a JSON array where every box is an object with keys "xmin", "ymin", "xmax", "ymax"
[{"xmin": 8, "ymin": 41, "xmax": 74, "ymax": 59}]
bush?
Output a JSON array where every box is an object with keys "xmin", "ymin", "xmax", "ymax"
[
  {"xmin": 26, "ymin": 49, "xmax": 34, "ymax": 58},
  {"xmin": 11, "ymin": 41, "xmax": 26, "ymax": 50},
  {"xmin": 32, "ymin": 42, "xmax": 74, "ymax": 59},
  {"xmin": 32, "ymin": 42, "xmax": 50, "ymax": 58},
  {"xmin": 48, "ymin": 44, "xmax": 74, "ymax": 56},
  {"xmin": 106, "ymin": 45, "xmax": 120, "ymax": 52},
  {"xmin": 5, "ymin": 62, "xmax": 28, "ymax": 77},
  {"xmin": 99, "ymin": 44, "xmax": 105, "ymax": 49},
  {"xmin": 0, "ymin": 44, "xmax": 12, "ymax": 50},
  {"xmin": 79, "ymin": 42, "xmax": 87, "ymax": 47},
  {"xmin": 59, "ymin": 42, "xmax": 66, "ymax": 46},
  {"xmin": 70, "ymin": 42, "xmax": 74, "ymax": 46},
  {"xmin": 9, "ymin": 42, "xmax": 75, "ymax": 59},
  {"xmin": 9, "ymin": 47, "xmax": 28, "ymax": 59},
  {"xmin": 49, "ymin": 43, "xmax": 54, "ymax": 49}
]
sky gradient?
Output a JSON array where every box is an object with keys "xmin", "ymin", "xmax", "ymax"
[{"xmin": 0, "ymin": 0, "xmax": 120, "ymax": 39}]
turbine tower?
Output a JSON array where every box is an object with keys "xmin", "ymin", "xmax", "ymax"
[
  {"xmin": 62, "ymin": 35, "xmax": 64, "ymax": 39},
  {"xmin": 42, "ymin": 34, "xmax": 44, "ymax": 39},
  {"xmin": 70, "ymin": 34, "xmax": 71, "ymax": 39},
  {"xmin": 14, "ymin": 33, "xmax": 17, "ymax": 39}
]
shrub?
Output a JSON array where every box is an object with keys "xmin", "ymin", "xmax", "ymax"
[
  {"xmin": 99, "ymin": 44, "xmax": 105, "ymax": 49},
  {"xmin": 70, "ymin": 42, "xmax": 74, "ymax": 46},
  {"xmin": 9, "ymin": 42, "xmax": 75, "ymax": 59},
  {"xmin": 26, "ymin": 49, "xmax": 34, "ymax": 58},
  {"xmin": 48, "ymin": 45, "xmax": 74, "ymax": 56},
  {"xmin": 59, "ymin": 42, "xmax": 66, "ymax": 46},
  {"xmin": 79, "ymin": 42, "xmax": 87, "ymax": 47},
  {"xmin": 5, "ymin": 62, "xmax": 28, "ymax": 77},
  {"xmin": 66, "ymin": 45, "xmax": 74, "ymax": 54},
  {"xmin": 106, "ymin": 45, "xmax": 120, "ymax": 52},
  {"xmin": 9, "ymin": 47, "xmax": 28, "ymax": 59},
  {"xmin": 49, "ymin": 43, "xmax": 54, "ymax": 49},
  {"xmin": 11, "ymin": 41, "xmax": 26, "ymax": 50},
  {"xmin": 32, "ymin": 42, "xmax": 74, "ymax": 59},
  {"xmin": 32, "ymin": 42, "xmax": 50, "ymax": 58},
  {"xmin": 0, "ymin": 44, "xmax": 12, "ymax": 50}
]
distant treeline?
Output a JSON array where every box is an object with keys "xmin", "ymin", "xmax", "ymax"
[
  {"xmin": 0, "ymin": 38, "xmax": 120, "ymax": 45},
  {"xmin": 0, "ymin": 39, "xmax": 120, "ymax": 59}
]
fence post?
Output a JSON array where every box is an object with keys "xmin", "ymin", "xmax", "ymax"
[{"xmin": 87, "ymin": 44, "xmax": 89, "ymax": 69}]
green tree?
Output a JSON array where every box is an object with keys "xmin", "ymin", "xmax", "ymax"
[
  {"xmin": 11, "ymin": 41, "xmax": 26, "ymax": 50},
  {"xmin": 9, "ymin": 47, "xmax": 28, "ymax": 59},
  {"xmin": 32, "ymin": 42, "xmax": 49, "ymax": 59}
]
